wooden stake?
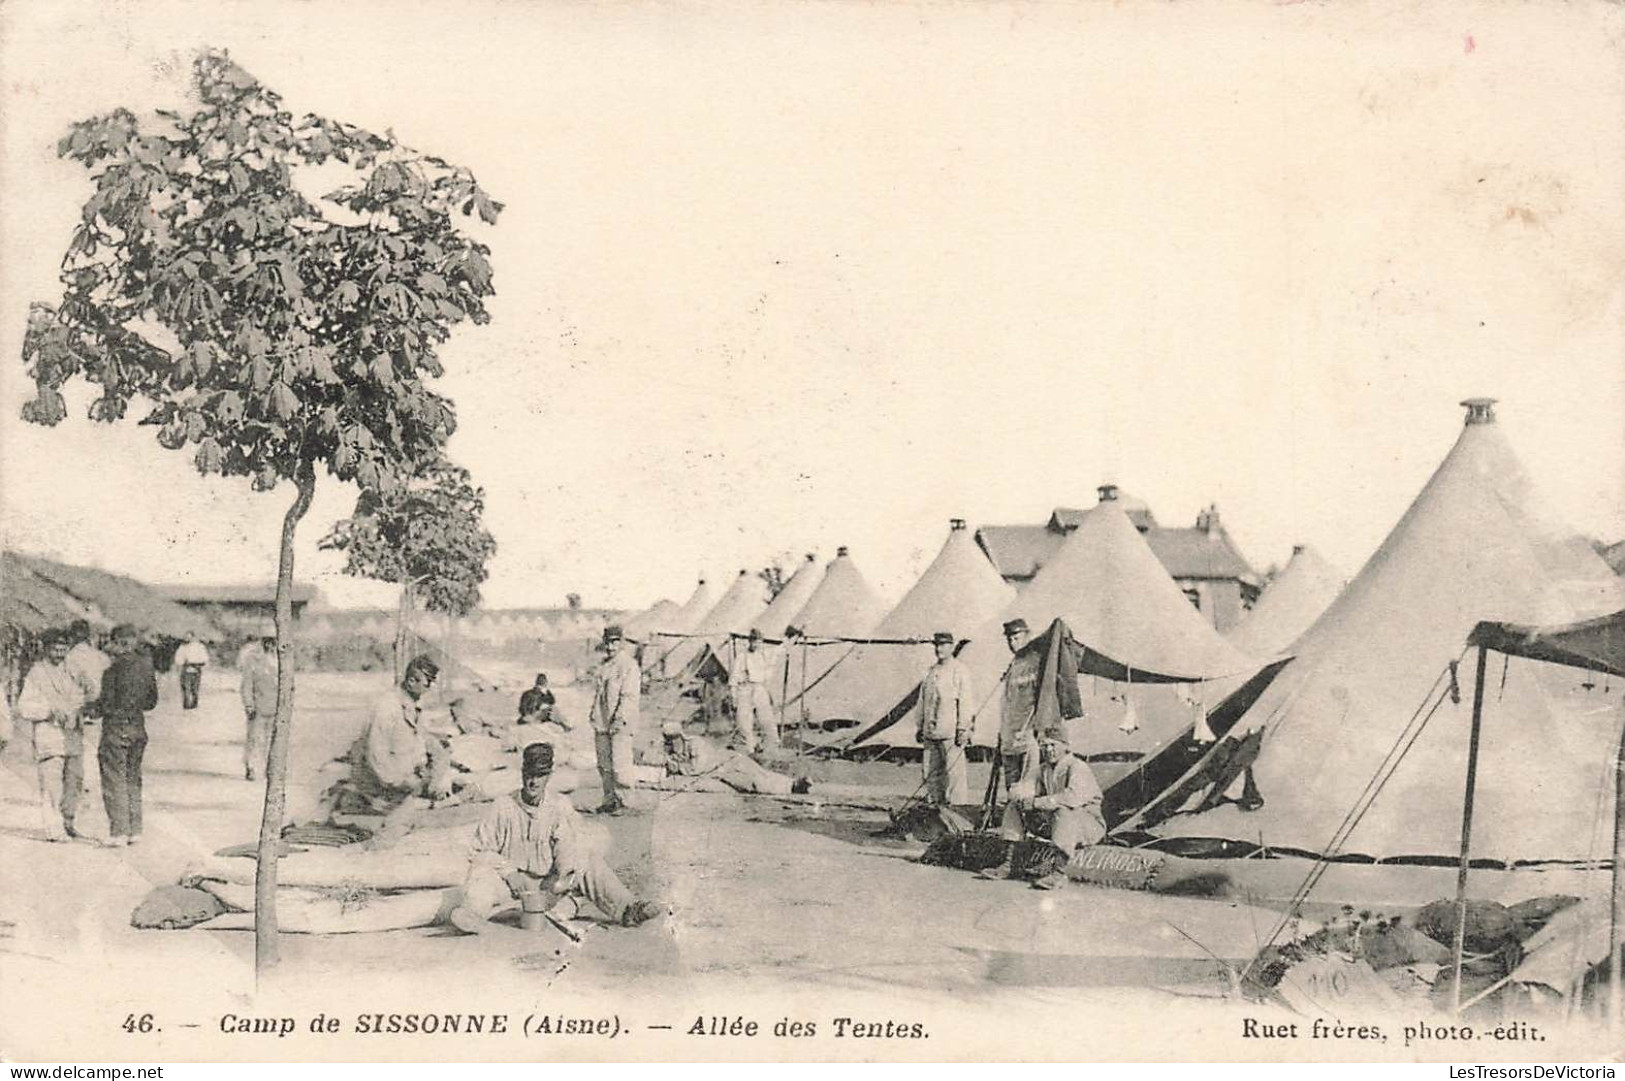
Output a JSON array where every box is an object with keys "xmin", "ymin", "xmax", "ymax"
[{"xmin": 1452, "ymin": 644, "xmax": 1490, "ymax": 1015}]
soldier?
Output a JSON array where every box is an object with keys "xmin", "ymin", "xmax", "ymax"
[
  {"xmin": 997, "ymin": 617, "xmax": 1040, "ymax": 798},
  {"xmin": 588, "ymin": 626, "xmax": 640, "ymax": 814},
  {"xmin": 324, "ymin": 655, "xmax": 454, "ymax": 846},
  {"xmin": 17, "ymin": 631, "xmax": 88, "ymax": 841},
  {"xmin": 729, "ymin": 629, "xmax": 778, "ymax": 756},
  {"xmin": 984, "ymin": 728, "xmax": 1106, "ymax": 881},
  {"xmin": 517, "ymin": 672, "xmax": 556, "ymax": 723},
  {"xmin": 446, "ymin": 742, "xmax": 661, "ymax": 935},
  {"xmin": 93, "ymin": 624, "xmax": 158, "ymax": 846},
  {"xmin": 173, "ymin": 630, "xmax": 209, "ymax": 710},
  {"xmin": 916, "ymin": 631, "xmax": 973, "ymax": 806},
  {"xmin": 239, "ymin": 636, "xmax": 278, "ymax": 781}
]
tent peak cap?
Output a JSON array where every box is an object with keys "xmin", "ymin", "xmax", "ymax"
[
  {"xmin": 949, "ymin": 518, "xmax": 966, "ymax": 531},
  {"xmin": 836, "ymin": 545, "xmax": 849, "ymax": 557},
  {"xmin": 1461, "ymin": 397, "xmax": 1499, "ymax": 425}
]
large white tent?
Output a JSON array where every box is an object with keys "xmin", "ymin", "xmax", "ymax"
[
  {"xmin": 1141, "ymin": 400, "xmax": 1625, "ymax": 863},
  {"xmin": 1225, "ymin": 544, "xmax": 1346, "ymax": 658}
]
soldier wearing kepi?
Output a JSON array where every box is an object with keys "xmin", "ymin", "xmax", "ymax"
[
  {"xmin": 447, "ymin": 742, "xmax": 661, "ymax": 935},
  {"xmin": 729, "ymin": 628, "xmax": 779, "ymax": 756},
  {"xmin": 588, "ymin": 626, "xmax": 640, "ymax": 815},
  {"xmin": 916, "ymin": 630, "xmax": 973, "ymax": 807},
  {"xmin": 997, "ymin": 617, "xmax": 1041, "ymax": 797}
]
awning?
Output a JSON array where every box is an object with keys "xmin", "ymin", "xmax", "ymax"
[{"xmin": 1468, "ymin": 609, "xmax": 1625, "ymax": 678}]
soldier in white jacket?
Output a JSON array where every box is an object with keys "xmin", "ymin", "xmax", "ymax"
[
  {"xmin": 729, "ymin": 629, "xmax": 779, "ymax": 756},
  {"xmin": 916, "ymin": 631, "xmax": 973, "ymax": 806}
]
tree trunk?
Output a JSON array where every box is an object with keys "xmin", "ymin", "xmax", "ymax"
[
  {"xmin": 254, "ymin": 460, "xmax": 317, "ymax": 984},
  {"xmin": 393, "ymin": 579, "xmax": 416, "ymax": 684}
]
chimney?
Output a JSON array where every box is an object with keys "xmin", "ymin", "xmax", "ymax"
[
  {"xmin": 1461, "ymin": 397, "xmax": 1498, "ymax": 425},
  {"xmin": 836, "ymin": 546, "xmax": 849, "ymax": 557},
  {"xmin": 1196, "ymin": 504, "xmax": 1221, "ymax": 535},
  {"xmin": 949, "ymin": 518, "xmax": 966, "ymax": 531},
  {"xmin": 1097, "ymin": 484, "xmax": 1119, "ymax": 503}
]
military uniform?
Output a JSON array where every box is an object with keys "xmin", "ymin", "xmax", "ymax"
[
  {"xmin": 917, "ymin": 648, "xmax": 973, "ymax": 806},
  {"xmin": 18, "ymin": 657, "xmax": 86, "ymax": 839},
  {"xmin": 589, "ymin": 631, "xmax": 641, "ymax": 809},
  {"xmin": 729, "ymin": 640, "xmax": 780, "ymax": 754}
]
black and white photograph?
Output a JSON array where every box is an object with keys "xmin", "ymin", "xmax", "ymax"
[{"xmin": 1, "ymin": 0, "xmax": 1623, "ymax": 1065}]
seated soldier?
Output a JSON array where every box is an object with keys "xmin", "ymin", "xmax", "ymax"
[
  {"xmin": 980, "ymin": 728, "xmax": 1106, "ymax": 880},
  {"xmin": 447, "ymin": 742, "xmax": 661, "ymax": 934},
  {"xmin": 320, "ymin": 656, "xmax": 457, "ymax": 841}
]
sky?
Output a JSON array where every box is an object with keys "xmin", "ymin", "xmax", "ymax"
[{"xmin": 2, "ymin": 0, "xmax": 1622, "ymax": 613}]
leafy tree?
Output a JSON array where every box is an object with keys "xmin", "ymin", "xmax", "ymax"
[
  {"xmin": 757, "ymin": 562, "xmax": 787, "ymax": 600},
  {"xmin": 18, "ymin": 49, "xmax": 502, "ymax": 979},
  {"xmin": 321, "ymin": 454, "xmax": 496, "ymax": 680}
]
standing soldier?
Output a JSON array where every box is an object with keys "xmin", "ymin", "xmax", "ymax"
[
  {"xmin": 916, "ymin": 631, "xmax": 973, "ymax": 807},
  {"xmin": 93, "ymin": 624, "xmax": 158, "ymax": 847},
  {"xmin": 729, "ymin": 629, "xmax": 778, "ymax": 756},
  {"xmin": 589, "ymin": 626, "xmax": 640, "ymax": 815},
  {"xmin": 18, "ymin": 631, "xmax": 88, "ymax": 841},
  {"xmin": 174, "ymin": 630, "xmax": 210, "ymax": 710},
  {"xmin": 239, "ymin": 636, "xmax": 278, "ymax": 781}
]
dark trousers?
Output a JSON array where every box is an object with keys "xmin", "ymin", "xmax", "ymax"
[
  {"xmin": 99, "ymin": 719, "xmax": 148, "ymax": 838},
  {"xmin": 179, "ymin": 665, "xmax": 203, "ymax": 710}
]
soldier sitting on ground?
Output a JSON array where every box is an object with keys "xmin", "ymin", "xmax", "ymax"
[
  {"xmin": 979, "ymin": 728, "xmax": 1106, "ymax": 882},
  {"xmin": 447, "ymin": 741, "xmax": 661, "ymax": 935}
]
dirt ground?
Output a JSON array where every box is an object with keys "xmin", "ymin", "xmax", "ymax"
[{"xmin": 1, "ymin": 667, "xmax": 1616, "ymax": 1062}]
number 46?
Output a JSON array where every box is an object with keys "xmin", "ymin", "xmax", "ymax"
[{"xmin": 123, "ymin": 1014, "xmax": 155, "ymax": 1034}]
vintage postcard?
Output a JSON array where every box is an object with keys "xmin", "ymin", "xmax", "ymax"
[{"xmin": 2, "ymin": 0, "xmax": 1623, "ymax": 1065}]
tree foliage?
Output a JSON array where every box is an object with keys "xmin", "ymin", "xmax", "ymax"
[
  {"xmin": 19, "ymin": 49, "xmax": 502, "ymax": 495},
  {"xmin": 321, "ymin": 454, "xmax": 496, "ymax": 618}
]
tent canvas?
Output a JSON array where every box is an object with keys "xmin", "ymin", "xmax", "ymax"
[
  {"xmin": 621, "ymin": 599, "xmax": 679, "ymax": 644},
  {"xmin": 1138, "ymin": 402, "xmax": 1625, "ymax": 863},
  {"xmin": 778, "ymin": 548, "xmax": 887, "ymax": 705},
  {"xmin": 750, "ymin": 554, "xmax": 825, "ymax": 639},
  {"xmin": 660, "ymin": 571, "xmax": 769, "ymax": 679},
  {"xmin": 795, "ymin": 520, "xmax": 1014, "ymax": 729},
  {"xmin": 642, "ymin": 578, "xmax": 715, "ymax": 674},
  {"xmin": 1226, "ymin": 545, "xmax": 1346, "ymax": 658},
  {"xmin": 941, "ymin": 499, "xmax": 1259, "ymax": 757}
]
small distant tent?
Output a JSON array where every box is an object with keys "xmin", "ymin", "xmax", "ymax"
[
  {"xmin": 642, "ymin": 578, "xmax": 715, "ymax": 675},
  {"xmin": 621, "ymin": 599, "xmax": 679, "ymax": 644},
  {"xmin": 778, "ymin": 547, "xmax": 887, "ymax": 703},
  {"xmin": 1131, "ymin": 399, "xmax": 1625, "ymax": 863},
  {"xmin": 1226, "ymin": 544, "xmax": 1346, "ymax": 658},
  {"xmin": 662, "ymin": 570, "xmax": 769, "ymax": 680},
  {"xmin": 750, "ymin": 554, "xmax": 824, "ymax": 639}
]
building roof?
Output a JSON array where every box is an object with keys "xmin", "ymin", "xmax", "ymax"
[
  {"xmin": 154, "ymin": 583, "xmax": 318, "ymax": 605},
  {"xmin": 976, "ymin": 513, "xmax": 1257, "ymax": 584},
  {"xmin": 4, "ymin": 551, "xmax": 221, "ymax": 640}
]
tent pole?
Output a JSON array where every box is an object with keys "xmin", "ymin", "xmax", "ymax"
[
  {"xmin": 1610, "ymin": 698, "xmax": 1624, "ymax": 1030},
  {"xmin": 1452, "ymin": 644, "xmax": 1490, "ymax": 1016}
]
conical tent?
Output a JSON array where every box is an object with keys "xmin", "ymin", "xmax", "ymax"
[
  {"xmin": 799, "ymin": 519, "xmax": 1015, "ymax": 728},
  {"xmin": 1226, "ymin": 545, "xmax": 1346, "ymax": 658},
  {"xmin": 1142, "ymin": 400, "xmax": 1625, "ymax": 863},
  {"xmin": 751, "ymin": 554, "xmax": 824, "ymax": 638},
  {"xmin": 782, "ymin": 548, "xmax": 888, "ymax": 702},
  {"xmin": 642, "ymin": 578, "xmax": 715, "ymax": 673},
  {"xmin": 950, "ymin": 498, "xmax": 1259, "ymax": 755},
  {"xmin": 622, "ymin": 599, "xmax": 679, "ymax": 643},
  {"xmin": 662, "ymin": 570, "xmax": 769, "ymax": 678}
]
